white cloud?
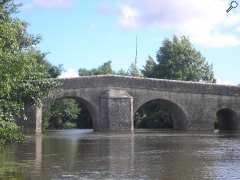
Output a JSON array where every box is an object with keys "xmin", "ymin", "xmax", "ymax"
[
  {"xmin": 58, "ymin": 68, "xmax": 79, "ymax": 79},
  {"xmin": 116, "ymin": 0, "xmax": 240, "ymax": 47},
  {"xmin": 119, "ymin": 5, "xmax": 140, "ymax": 28},
  {"xmin": 224, "ymin": 14, "xmax": 240, "ymax": 27},
  {"xmin": 185, "ymin": 31, "xmax": 240, "ymax": 48}
]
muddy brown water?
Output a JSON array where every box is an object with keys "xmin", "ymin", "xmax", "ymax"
[{"xmin": 1, "ymin": 129, "xmax": 240, "ymax": 180}]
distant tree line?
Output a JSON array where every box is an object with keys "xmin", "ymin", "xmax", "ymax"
[{"xmin": 78, "ymin": 61, "xmax": 141, "ymax": 77}]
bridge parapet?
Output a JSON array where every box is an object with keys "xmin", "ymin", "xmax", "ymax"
[{"xmin": 57, "ymin": 75, "xmax": 240, "ymax": 96}]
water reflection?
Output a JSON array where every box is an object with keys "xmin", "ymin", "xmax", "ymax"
[{"xmin": 1, "ymin": 130, "xmax": 240, "ymax": 179}]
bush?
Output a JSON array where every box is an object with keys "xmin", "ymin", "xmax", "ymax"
[{"xmin": 0, "ymin": 121, "xmax": 24, "ymax": 145}]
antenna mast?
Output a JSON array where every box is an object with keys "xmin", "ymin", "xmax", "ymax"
[{"xmin": 135, "ymin": 36, "xmax": 138, "ymax": 67}]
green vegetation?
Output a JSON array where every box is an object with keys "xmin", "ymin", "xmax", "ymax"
[
  {"xmin": 78, "ymin": 60, "xmax": 141, "ymax": 77},
  {"xmin": 44, "ymin": 99, "xmax": 80, "ymax": 129},
  {"xmin": 0, "ymin": 0, "xmax": 60, "ymax": 144},
  {"xmin": 0, "ymin": 121, "xmax": 24, "ymax": 144},
  {"xmin": 79, "ymin": 61, "xmax": 113, "ymax": 76},
  {"xmin": 135, "ymin": 102, "xmax": 173, "ymax": 129},
  {"xmin": 127, "ymin": 63, "xmax": 141, "ymax": 77},
  {"xmin": 142, "ymin": 36, "xmax": 215, "ymax": 82},
  {"xmin": 35, "ymin": 52, "xmax": 63, "ymax": 78},
  {"xmin": 43, "ymin": 98, "xmax": 93, "ymax": 130}
]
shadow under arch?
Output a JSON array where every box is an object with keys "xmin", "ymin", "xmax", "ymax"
[
  {"xmin": 44, "ymin": 95, "xmax": 97, "ymax": 130},
  {"xmin": 134, "ymin": 98, "xmax": 189, "ymax": 130},
  {"xmin": 216, "ymin": 108, "xmax": 239, "ymax": 131}
]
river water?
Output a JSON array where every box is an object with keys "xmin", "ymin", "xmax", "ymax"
[{"xmin": 1, "ymin": 129, "xmax": 240, "ymax": 180}]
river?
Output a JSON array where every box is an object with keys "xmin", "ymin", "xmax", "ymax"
[{"xmin": 1, "ymin": 129, "xmax": 240, "ymax": 180}]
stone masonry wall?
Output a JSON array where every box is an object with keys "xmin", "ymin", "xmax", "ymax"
[{"xmin": 57, "ymin": 75, "xmax": 240, "ymax": 96}]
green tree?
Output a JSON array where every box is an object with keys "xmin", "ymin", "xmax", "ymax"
[
  {"xmin": 78, "ymin": 68, "xmax": 93, "ymax": 76},
  {"xmin": 116, "ymin": 68, "xmax": 129, "ymax": 76},
  {"xmin": 0, "ymin": 0, "xmax": 59, "ymax": 144},
  {"xmin": 44, "ymin": 98, "xmax": 93, "ymax": 130},
  {"xmin": 78, "ymin": 61, "xmax": 142, "ymax": 77},
  {"xmin": 23, "ymin": 50, "xmax": 63, "ymax": 78},
  {"xmin": 143, "ymin": 36, "xmax": 215, "ymax": 82},
  {"xmin": 34, "ymin": 51, "xmax": 63, "ymax": 78},
  {"xmin": 47, "ymin": 99, "xmax": 80, "ymax": 129},
  {"xmin": 142, "ymin": 56, "xmax": 157, "ymax": 78},
  {"xmin": 97, "ymin": 60, "xmax": 113, "ymax": 75},
  {"xmin": 79, "ymin": 61, "xmax": 113, "ymax": 76},
  {"xmin": 127, "ymin": 63, "xmax": 141, "ymax": 77}
]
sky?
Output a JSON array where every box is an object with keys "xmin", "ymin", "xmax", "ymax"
[{"xmin": 16, "ymin": 0, "xmax": 240, "ymax": 85}]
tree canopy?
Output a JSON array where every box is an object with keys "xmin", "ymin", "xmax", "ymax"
[
  {"xmin": 127, "ymin": 63, "xmax": 141, "ymax": 77},
  {"xmin": 34, "ymin": 51, "xmax": 63, "ymax": 78},
  {"xmin": 46, "ymin": 99, "xmax": 80, "ymax": 129},
  {"xmin": 142, "ymin": 36, "xmax": 215, "ymax": 83},
  {"xmin": 79, "ymin": 61, "xmax": 113, "ymax": 76},
  {"xmin": 0, "ymin": 0, "xmax": 60, "ymax": 144},
  {"xmin": 142, "ymin": 56, "xmax": 157, "ymax": 78},
  {"xmin": 79, "ymin": 61, "xmax": 141, "ymax": 77}
]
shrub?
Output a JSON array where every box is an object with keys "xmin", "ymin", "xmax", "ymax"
[{"xmin": 0, "ymin": 121, "xmax": 24, "ymax": 145}]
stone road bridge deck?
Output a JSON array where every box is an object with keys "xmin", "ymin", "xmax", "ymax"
[{"xmin": 22, "ymin": 75, "xmax": 240, "ymax": 133}]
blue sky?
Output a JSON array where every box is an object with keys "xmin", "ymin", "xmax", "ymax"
[{"xmin": 17, "ymin": 0, "xmax": 240, "ymax": 84}]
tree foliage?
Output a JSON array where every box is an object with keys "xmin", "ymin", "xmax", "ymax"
[
  {"xmin": 34, "ymin": 51, "xmax": 63, "ymax": 78},
  {"xmin": 127, "ymin": 63, "xmax": 141, "ymax": 77},
  {"xmin": 0, "ymin": 0, "xmax": 60, "ymax": 144},
  {"xmin": 46, "ymin": 99, "xmax": 80, "ymax": 129},
  {"xmin": 79, "ymin": 61, "xmax": 141, "ymax": 77},
  {"xmin": 142, "ymin": 56, "xmax": 156, "ymax": 78},
  {"xmin": 44, "ymin": 98, "xmax": 93, "ymax": 130},
  {"xmin": 79, "ymin": 61, "xmax": 113, "ymax": 76},
  {"xmin": 116, "ymin": 68, "xmax": 129, "ymax": 76},
  {"xmin": 0, "ymin": 121, "xmax": 24, "ymax": 144},
  {"xmin": 142, "ymin": 36, "xmax": 215, "ymax": 82}
]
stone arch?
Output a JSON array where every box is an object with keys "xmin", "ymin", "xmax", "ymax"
[
  {"xmin": 134, "ymin": 98, "xmax": 189, "ymax": 130},
  {"xmin": 216, "ymin": 108, "xmax": 239, "ymax": 131},
  {"xmin": 44, "ymin": 92, "xmax": 98, "ymax": 130}
]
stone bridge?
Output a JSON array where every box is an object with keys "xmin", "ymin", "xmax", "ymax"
[{"xmin": 22, "ymin": 75, "xmax": 240, "ymax": 133}]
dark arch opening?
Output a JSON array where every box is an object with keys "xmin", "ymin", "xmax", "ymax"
[
  {"xmin": 43, "ymin": 97, "xmax": 94, "ymax": 130},
  {"xmin": 134, "ymin": 99, "xmax": 188, "ymax": 130},
  {"xmin": 216, "ymin": 108, "xmax": 238, "ymax": 131}
]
